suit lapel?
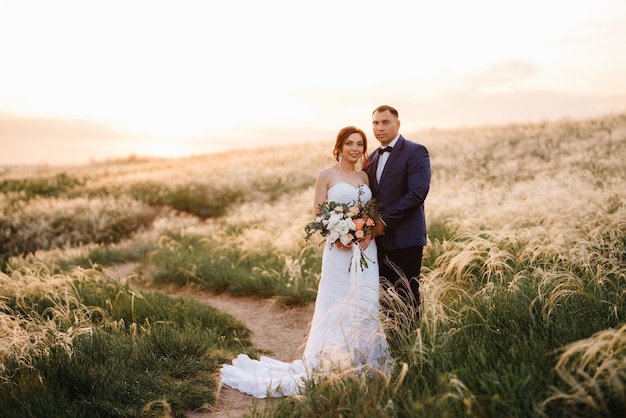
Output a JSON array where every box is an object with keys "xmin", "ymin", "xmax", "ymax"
[
  {"xmin": 367, "ymin": 150, "xmax": 381, "ymax": 187},
  {"xmin": 379, "ymin": 136, "xmax": 404, "ymax": 185}
]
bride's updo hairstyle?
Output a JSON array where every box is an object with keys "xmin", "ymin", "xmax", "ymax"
[{"xmin": 333, "ymin": 126, "xmax": 369, "ymax": 167}]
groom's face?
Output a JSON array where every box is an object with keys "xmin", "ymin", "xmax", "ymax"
[{"xmin": 372, "ymin": 110, "xmax": 400, "ymax": 146}]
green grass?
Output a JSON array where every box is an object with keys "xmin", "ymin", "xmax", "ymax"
[
  {"xmin": 0, "ymin": 172, "xmax": 85, "ymax": 199},
  {"xmin": 0, "ymin": 267, "xmax": 254, "ymax": 418},
  {"xmin": 55, "ymin": 241, "xmax": 156, "ymax": 272},
  {"xmin": 145, "ymin": 234, "xmax": 320, "ymax": 306},
  {"xmin": 0, "ymin": 196, "xmax": 158, "ymax": 270},
  {"xmin": 128, "ymin": 181, "xmax": 246, "ymax": 219},
  {"xmin": 1, "ymin": 113, "xmax": 625, "ymax": 416}
]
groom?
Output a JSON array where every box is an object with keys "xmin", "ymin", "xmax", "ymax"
[{"xmin": 364, "ymin": 105, "xmax": 431, "ymax": 313}]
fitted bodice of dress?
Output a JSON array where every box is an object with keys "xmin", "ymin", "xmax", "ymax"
[{"xmin": 327, "ymin": 182, "xmax": 372, "ymax": 208}]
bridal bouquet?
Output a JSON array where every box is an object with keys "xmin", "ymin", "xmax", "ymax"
[{"xmin": 305, "ymin": 188, "xmax": 383, "ymax": 269}]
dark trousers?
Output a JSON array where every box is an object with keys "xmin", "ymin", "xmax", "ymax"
[{"xmin": 378, "ymin": 245, "xmax": 423, "ymax": 311}]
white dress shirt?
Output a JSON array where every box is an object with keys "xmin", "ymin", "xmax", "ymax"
[{"xmin": 376, "ymin": 135, "xmax": 400, "ymax": 182}]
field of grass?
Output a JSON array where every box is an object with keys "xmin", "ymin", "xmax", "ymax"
[{"xmin": 1, "ymin": 113, "xmax": 625, "ymax": 417}]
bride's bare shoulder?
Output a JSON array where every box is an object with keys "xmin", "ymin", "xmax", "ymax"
[{"xmin": 316, "ymin": 166, "xmax": 337, "ymax": 182}]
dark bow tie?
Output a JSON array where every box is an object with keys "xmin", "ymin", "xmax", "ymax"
[{"xmin": 378, "ymin": 146, "xmax": 393, "ymax": 155}]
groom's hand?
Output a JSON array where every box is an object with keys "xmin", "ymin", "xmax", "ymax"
[
  {"xmin": 372, "ymin": 221, "xmax": 386, "ymax": 237},
  {"xmin": 359, "ymin": 235, "xmax": 372, "ymax": 250}
]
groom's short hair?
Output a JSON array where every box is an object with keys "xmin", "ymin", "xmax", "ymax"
[{"xmin": 373, "ymin": 105, "xmax": 398, "ymax": 118}]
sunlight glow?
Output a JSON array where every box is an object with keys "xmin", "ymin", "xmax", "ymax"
[
  {"xmin": 1, "ymin": 0, "xmax": 626, "ymax": 164},
  {"xmin": 145, "ymin": 141, "xmax": 189, "ymax": 158}
]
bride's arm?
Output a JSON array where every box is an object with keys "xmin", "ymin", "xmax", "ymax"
[{"xmin": 312, "ymin": 169, "xmax": 331, "ymax": 217}]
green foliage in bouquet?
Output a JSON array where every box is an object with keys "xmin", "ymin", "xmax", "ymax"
[{"xmin": 305, "ymin": 185, "xmax": 383, "ymax": 246}]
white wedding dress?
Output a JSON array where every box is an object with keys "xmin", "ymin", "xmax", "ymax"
[{"xmin": 220, "ymin": 183, "xmax": 392, "ymax": 398}]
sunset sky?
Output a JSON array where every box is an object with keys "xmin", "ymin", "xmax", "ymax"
[{"xmin": 1, "ymin": 0, "xmax": 626, "ymax": 165}]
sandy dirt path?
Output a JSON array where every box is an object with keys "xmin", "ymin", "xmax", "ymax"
[
  {"xmin": 107, "ymin": 263, "xmax": 313, "ymax": 417},
  {"xmin": 183, "ymin": 291, "xmax": 313, "ymax": 418}
]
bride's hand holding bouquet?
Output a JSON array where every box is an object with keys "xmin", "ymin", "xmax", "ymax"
[{"xmin": 304, "ymin": 187, "xmax": 383, "ymax": 269}]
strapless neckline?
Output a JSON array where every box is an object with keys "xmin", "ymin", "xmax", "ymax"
[{"xmin": 328, "ymin": 182, "xmax": 369, "ymax": 191}]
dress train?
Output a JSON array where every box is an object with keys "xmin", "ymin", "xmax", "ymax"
[{"xmin": 220, "ymin": 183, "xmax": 392, "ymax": 398}]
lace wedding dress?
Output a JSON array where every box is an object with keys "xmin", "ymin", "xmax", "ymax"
[{"xmin": 220, "ymin": 183, "xmax": 392, "ymax": 398}]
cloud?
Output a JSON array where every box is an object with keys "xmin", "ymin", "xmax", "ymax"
[
  {"xmin": 0, "ymin": 112, "xmax": 138, "ymax": 142},
  {"xmin": 397, "ymin": 89, "xmax": 626, "ymax": 129},
  {"xmin": 0, "ymin": 113, "xmax": 149, "ymax": 165},
  {"xmin": 464, "ymin": 61, "xmax": 539, "ymax": 88}
]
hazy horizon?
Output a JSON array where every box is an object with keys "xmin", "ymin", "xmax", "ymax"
[
  {"xmin": 2, "ymin": 0, "xmax": 626, "ymax": 165},
  {"xmin": 0, "ymin": 113, "xmax": 339, "ymax": 166},
  {"xmin": 4, "ymin": 109, "xmax": 625, "ymax": 167}
]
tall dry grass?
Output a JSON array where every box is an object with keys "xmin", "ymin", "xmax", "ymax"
[
  {"xmin": 0, "ymin": 266, "xmax": 97, "ymax": 383},
  {"xmin": 540, "ymin": 324, "xmax": 626, "ymax": 416},
  {"xmin": 0, "ymin": 263, "xmax": 254, "ymax": 416},
  {"xmin": 1, "ymin": 113, "xmax": 625, "ymax": 416}
]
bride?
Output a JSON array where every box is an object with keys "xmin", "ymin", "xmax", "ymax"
[{"xmin": 220, "ymin": 126, "xmax": 392, "ymax": 398}]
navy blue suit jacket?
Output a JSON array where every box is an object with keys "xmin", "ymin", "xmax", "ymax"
[{"xmin": 364, "ymin": 135, "xmax": 431, "ymax": 250}]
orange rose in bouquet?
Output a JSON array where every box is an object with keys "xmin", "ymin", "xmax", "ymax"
[{"xmin": 305, "ymin": 185, "xmax": 383, "ymax": 269}]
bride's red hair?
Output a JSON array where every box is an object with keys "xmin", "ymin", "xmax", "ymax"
[{"xmin": 333, "ymin": 126, "xmax": 369, "ymax": 167}]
